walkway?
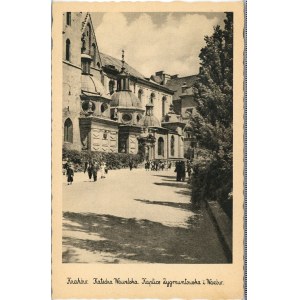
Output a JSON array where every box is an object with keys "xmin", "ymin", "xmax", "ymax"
[{"xmin": 62, "ymin": 168, "xmax": 229, "ymax": 263}]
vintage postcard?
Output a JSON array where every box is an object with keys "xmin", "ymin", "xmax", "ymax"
[{"xmin": 52, "ymin": 1, "xmax": 245, "ymax": 299}]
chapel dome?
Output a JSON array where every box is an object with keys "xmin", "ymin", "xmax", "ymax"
[
  {"xmin": 81, "ymin": 74, "xmax": 105, "ymax": 95},
  {"xmin": 142, "ymin": 115, "xmax": 161, "ymax": 127},
  {"xmin": 111, "ymin": 91, "xmax": 142, "ymax": 108}
]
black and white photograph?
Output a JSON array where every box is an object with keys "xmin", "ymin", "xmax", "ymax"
[
  {"xmin": 61, "ymin": 10, "xmax": 234, "ymax": 264},
  {"xmin": 52, "ymin": 2, "xmax": 244, "ymax": 299}
]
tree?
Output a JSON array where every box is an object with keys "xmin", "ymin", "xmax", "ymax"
[{"xmin": 190, "ymin": 13, "xmax": 233, "ymax": 216}]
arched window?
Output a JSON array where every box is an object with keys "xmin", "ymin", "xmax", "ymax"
[
  {"xmin": 162, "ymin": 96, "xmax": 167, "ymax": 118},
  {"xmin": 138, "ymin": 89, "xmax": 143, "ymax": 101},
  {"xmin": 66, "ymin": 12, "xmax": 71, "ymax": 26},
  {"xmin": 158, "ymin": 137, "xmax": 164, "ymax": 156},
  {"xmin": 97, "ymin": 62, "xmax": 100, "ymax": 69},
  {"xmin": 64, "ymin": 118, "xmax": 73, "ymax": 143},
  {"xmin": 65, "ymin": 39, "xmax": 70, "ymax": 61},
  {"xmin": 150, "ymin": 93, "xmax": 155, "ymax": 104},
  {"xmin": 109, "ymin": 80, "xmax": 115, "ymax": 95},
  {"xmin": 170, "ymin": 135, "xmax": 175, "ymax": 156}
]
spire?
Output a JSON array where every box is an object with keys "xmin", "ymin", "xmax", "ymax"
[
  {"xmin": 116, "ymin": 49, "xmax": 130, "ymax": 91},
  {"xmin": 121, "ymin": 49, "xmax": 125, "ymax": 73}
]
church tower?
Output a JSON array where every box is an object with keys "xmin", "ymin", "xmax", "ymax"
[{"xmin": 110, "ymin": 51, "xmax": 144, "ymax": 154}]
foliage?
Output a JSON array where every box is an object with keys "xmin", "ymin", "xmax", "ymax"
[
  {"xmin": 190, "ymin": 13, "xmax": 233, "ymax": 217},
  {"xmin": 62, "ymin": 149, "xmax": 144, "ymax": 170}
]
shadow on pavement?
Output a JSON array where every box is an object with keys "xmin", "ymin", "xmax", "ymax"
[
  {"xmin": 62, "ymin": 211, "xmax": 230, "ymax": 264},
  {"xmin": 153, "ymin": 175, "xmax": 177, "ymax": 179},
  {"xmin": 153, "ymin": 182, "xmax": 189, "ymax": 188},
  {"xmin": 133, "ymin": 198, "xmax": 194, "ymax": 211}
]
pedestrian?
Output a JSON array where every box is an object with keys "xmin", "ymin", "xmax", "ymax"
[
  {"xmin": 180, "ymin": 160, "xmax": 186, "ymax": 182},
  {"xmin": 175, "ymin": 161, "xmax": 181, "ymax": 181},
  {"xmin": 87, "ymin": 162, "xmax": 93, "ymax": 181},
  {"xmin": 84, "ymin": 161, "xmax": 88, "ymax": 173},
  {"xmin": 129, "ymin": 160, "xmax": 133, "ymax": 171},
  {"xmin": 93, "ymin": 162, "xmax": 99, "ymax": 182},
  {"xmin": 100, "ymin": 162, "xmax": 106, "ymax": 178},
  {"xmin": 104, "ymin": 162, "xmax": 108, "ymax": 175},
  {"xmin": 66, "ymin": 164, "xmax": 74, "ymax": 185}
]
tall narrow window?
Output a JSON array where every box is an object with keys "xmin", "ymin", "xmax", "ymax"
[
  {"xmin": 158, "ymin": 137, "xmax": 164, "ymax": 156},
  {"xmin": 162, "ymin": 96, "xmax": 166, "ymax": 118},
  {"xmin": 138, "ymin": 89, "xmax": 143, "ymax": 101},
  {"xmin": 170, "ymin": 135, "xmax": 175, "ymax": 156},
  {"xmin": 109, "ymin": 80, "xmax": 115, "ymax": 95},
  {"xmin": 150, "ymin": 93, "xmax": 155, "ymax": 104},
  {"xmin": 66, "ymin": 12, "xmax": 71, "ymax": 26},
  {"xmin": 65, "ymin": 39, "xmax": 71, "ymax": 61},
  {"xmin": 64, "ymin": 118, "xmax": 73, "ymax": 143}
]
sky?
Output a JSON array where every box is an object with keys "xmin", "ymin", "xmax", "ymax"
[{"xmin": 91, "ymin": 12, "xmax": 225, "ymax": 78}]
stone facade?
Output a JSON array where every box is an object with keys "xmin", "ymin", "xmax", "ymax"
[{"xmin": 62, "ymin": 12, "xmax": 186, "ymax": 160}]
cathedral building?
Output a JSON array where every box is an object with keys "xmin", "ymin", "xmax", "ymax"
[{"xmin": 62, "ymin": 12, "xmax": 189, "ymax": 161}]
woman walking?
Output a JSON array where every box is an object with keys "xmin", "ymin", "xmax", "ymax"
[{"xmin": 66, "ymin": 164, "xmax": 74, "ymax": 185}]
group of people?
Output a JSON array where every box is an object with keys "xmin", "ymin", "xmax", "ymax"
[
  {"xmin": 63, "ymin": 159, "xmax": 108, "ymax": 185},
  {"xmin": 175, "ymin": 160, "xmax": 194, "ymax": 182},
  {"xmin": 63, "ymin": 157, "xmax": 194, "ymax": 185},
  {"xmin": 144, "ymin": 160, "xmax": 172, "ymax": 171},
  {"xmin": 84, "ymin": 161, "xmax": 108, "ymax": 182}
]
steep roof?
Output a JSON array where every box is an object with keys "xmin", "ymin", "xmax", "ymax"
[
  {"xmin": 100, "ymin": 52, "xmax": 174, "ymax": 94},
  {"xmin": 100, "ymin": 52, "xmax": 146, "ymax": 80},
  {"xmin": 165, "ymin": 74, "xmax": 198, "ymax": 100}
]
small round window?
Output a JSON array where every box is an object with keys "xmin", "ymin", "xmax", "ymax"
[
  {"xmin": 122, "ymin": 113, "xmax": 132, "ymax": 123},
  {"xmin": 101, "ymin": 103, "xmax": 108, "ymax": 113},
  {"xmin": 81, "ymin": 100, "xmax": 95, "ymax": 112}
]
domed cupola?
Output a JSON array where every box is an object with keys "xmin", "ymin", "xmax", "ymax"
[
  {"xmin": 110, "ymin": 51, "xmax": 144, "ymax": 125},
  {"xmin": 141, "ymin": 102, "xmax": 161, "ymax": 127},
  {"xmin": 110, "ymin": 50, "xmax": 142, "ymax": 109}
]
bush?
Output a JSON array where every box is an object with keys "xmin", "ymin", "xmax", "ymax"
[
  {"xmin": 191, "ymin": 149, "xmax": 232, "ymax": 219},
  {"xmin": 62, "ymin": 149, "xmax": 144, "ymax": 170}
]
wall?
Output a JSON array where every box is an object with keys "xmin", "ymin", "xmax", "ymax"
[
  {"xmin": 131, "ymin": 82, "xmax": 172, "ymax": 120},
  {"xmin": 62, "ymin": 62, "xmax": 82, "ymax": 151},
  {"xmin": 168, "ymin": 134, "xmax": 179, "ymax": 158},
  {"xmin": 155, "ymin": 133, "xmax": 168, "ymax": 159},
  {"xmin": 62, "ymin": 12, "xmax": 83, "ymax": 68},
  {"xmin": 128, "ymin": 134, "xmax": 138, "ymax": 154},
  {"xmin": 90, "ymin": 122, "xmax": 118, "ymax": 153}
]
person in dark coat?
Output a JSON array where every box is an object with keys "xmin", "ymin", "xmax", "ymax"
[
  {"xmin": 175, "ymin": 161, "xmax": 181, "ymax": 181},
  {"xmin": 180, "ymin": 161, "xmax": 186, "ymax": 182},
  {"xmin": 129, "ymin": 160, "xmax": 133, "ymax": 171},
  {"xmin": 66, "ymin": 165, "xmax": 74, "ymax": 185},
  {"xmin": 92, "ymin": 162, "xmax": 99, "ymax": 182},
  {"xmin": 87, "ymin": 162, "xmax": 93, "ymax": 181},
  {"xmin": 84, "ymin": 161, "xmax": 88, "ymax": 173}
]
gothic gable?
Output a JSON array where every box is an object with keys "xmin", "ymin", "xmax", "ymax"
[{"xmin": 81, "ymin": 13, "xmax": 102, "ymax": 69}]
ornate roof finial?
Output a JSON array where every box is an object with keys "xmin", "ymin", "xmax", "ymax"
[{"xmin": 121, "ymin": 49, "xmax": 125, "ymax": 72}]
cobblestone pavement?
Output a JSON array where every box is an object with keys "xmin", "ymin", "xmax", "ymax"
[{"xmin": 62, "ymin": 168, "xmax": 229, "ymax": 263}]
